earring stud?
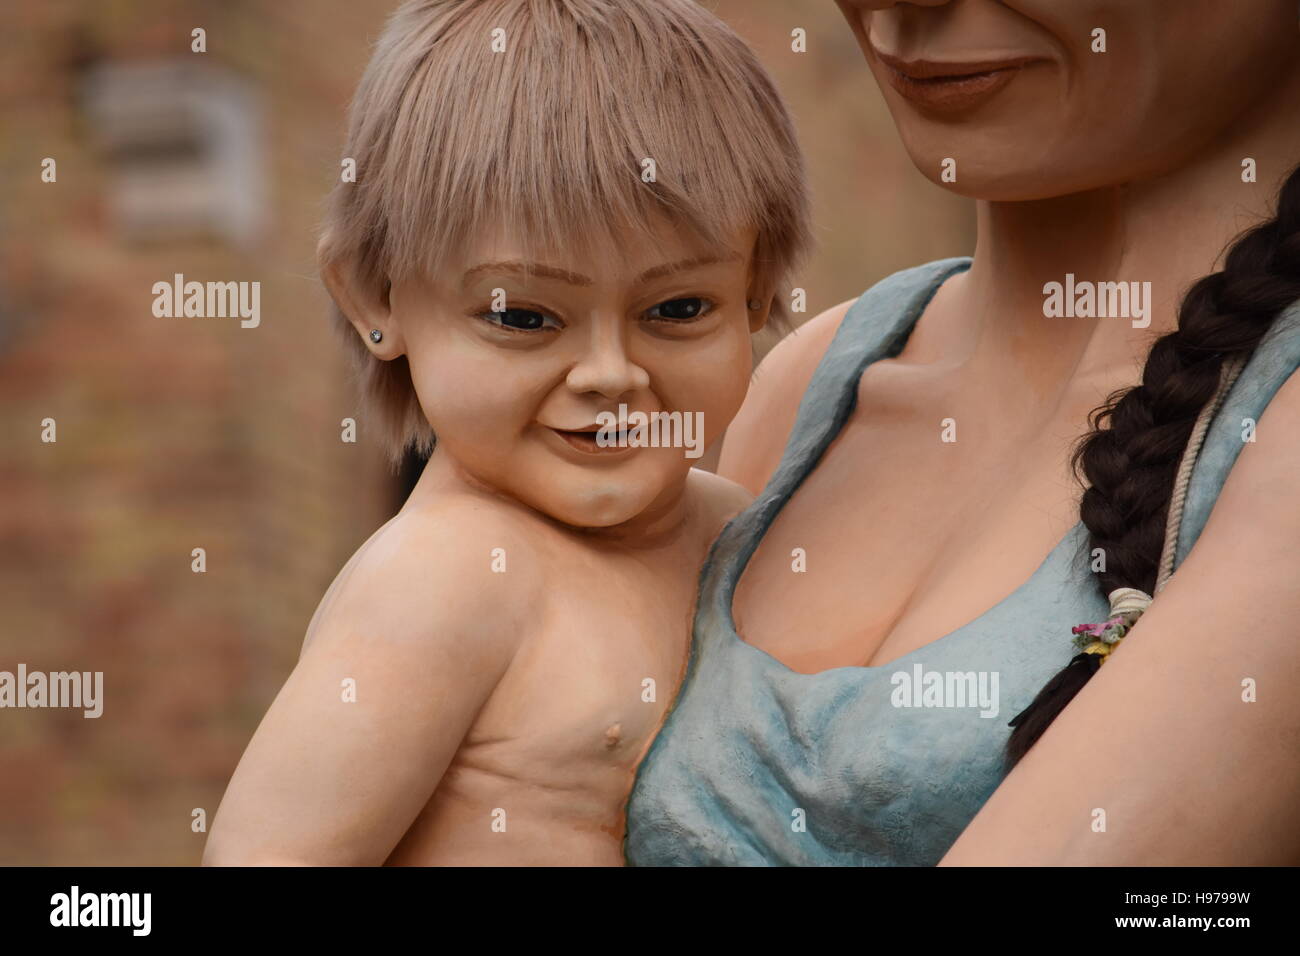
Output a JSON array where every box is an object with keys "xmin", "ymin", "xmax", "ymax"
[
  {"xmin": 369, "ymin": 329, "xmax": 383, "ymax": 343},
  {"xmin": 747, "ymin": 299, "xmax": 763, "ymax": 311}
]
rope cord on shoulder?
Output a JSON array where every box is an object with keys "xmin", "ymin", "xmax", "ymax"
[{"xmin": 1154, "ymin": 354, "xmax": 1249, "ymax": 594}]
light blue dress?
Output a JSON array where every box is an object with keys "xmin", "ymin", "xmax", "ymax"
[{"xmin": 623, "ymin": 257, "xmax": 1300, "ymax": 866}]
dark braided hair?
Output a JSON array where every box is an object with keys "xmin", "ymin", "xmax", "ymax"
[{"xmin": 1005, "ymin": 163, "xmax": 1300, "ymax": 768}]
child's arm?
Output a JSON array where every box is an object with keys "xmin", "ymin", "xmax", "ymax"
[{"xmin": 202, "ymin": 509, "xmax": 532, "ymax": 865}]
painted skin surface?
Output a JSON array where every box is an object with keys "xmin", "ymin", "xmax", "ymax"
[
  {"xmin": 706, "ymin": 0, "xmax": 1300, "ymax": 863},
  {"xmin": 203, "ymin": 217, "xmax": 765, "ymax": 865}
]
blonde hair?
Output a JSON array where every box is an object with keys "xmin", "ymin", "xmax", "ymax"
[{"xmin": 319, "ymin": 0, "xmax": 812, "ymax": 463}]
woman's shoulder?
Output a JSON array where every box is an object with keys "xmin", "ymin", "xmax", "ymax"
[
  {"xmin": 718, "ymin": 257, "xmax": 970, "ymax": 493},
  {"xmin": 686, "ymin": 466, "xmax": 755, "ymax": 541},
  {"xmin": 1176, "ymin": 298, "xmax": 1300, "ymax": 563},
  {"xmin": 716, "ymin": 296, "xmax": 855, "ymax": 493}
]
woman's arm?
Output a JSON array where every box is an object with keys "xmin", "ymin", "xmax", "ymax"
[
  {"xmin": 717, "ymin": 299, "xmax": 854, "ymax": 494},
  {"xmin": 202, "ymin": 508, "xmax": 530, "ymax": 865},
  {"xmin": 940, "ymin": 372, "xmax": 1300, "ymax": 865}
]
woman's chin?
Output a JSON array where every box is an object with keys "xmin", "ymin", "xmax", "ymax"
[{"xmin": 900, "ymin": 144, "xmax": 1123, "ymax": 202}]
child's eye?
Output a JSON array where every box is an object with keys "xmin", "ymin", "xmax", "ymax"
[
  {"xmin": 645, "ymin": 297, "xmax": 713, "ymax": 322},
  {"xmin": 480, "ymin": 308, "xmax": 561, "ymax": 332}
]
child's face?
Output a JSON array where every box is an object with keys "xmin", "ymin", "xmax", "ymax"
[{"xmin": 389, "ymin": 216, "xmax": 762, "ymax": 529}]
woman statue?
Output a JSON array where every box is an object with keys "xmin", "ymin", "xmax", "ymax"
[{"xmin": 625, "ymin": 0, "xmax": 1300, "ymax": 865}]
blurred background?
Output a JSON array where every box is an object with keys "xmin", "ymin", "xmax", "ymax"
[{"xmin": 0, "ymin": 0, "xmax": 973, "ymax": 865}]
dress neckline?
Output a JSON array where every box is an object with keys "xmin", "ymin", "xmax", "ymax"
[
  {"xmin": 719, "ymin": 256, "xmax": 1085, "ymax": 675},
  {"xmin": 726, "ymin": 523, "xmax": 1085, "ymax": 675}
]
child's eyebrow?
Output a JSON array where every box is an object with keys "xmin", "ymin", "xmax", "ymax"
[
  {"xmin": 462, "ymin": 261, "xmax": 593, "ymax": 287},
  {"xmin": 461, "ymin": 254, "xmax": 740, "ymax": 289},
  {"xmin": 636, "ymin": 254, "xmax": 740, "ymax": 284}
]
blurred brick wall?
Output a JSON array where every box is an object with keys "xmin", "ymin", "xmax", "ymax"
[
  {"xmin": 713, "ymin": 0, "xmax": 974, "ymax": 330},
  {"xmin": 0, "ymin": 0, "xmax": 398, "ymax": 865},
  {"xmin": 0, "ymin": 0, "xmax": 972, "ymax": 865}
]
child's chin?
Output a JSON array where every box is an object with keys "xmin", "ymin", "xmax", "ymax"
[
  {"xmin": 545, "ymin": 499, "xmax": 652, "ymax": 530},
  {"xmin": 537, "ymin": 486, "xmax": 666, "ymax": 530}
]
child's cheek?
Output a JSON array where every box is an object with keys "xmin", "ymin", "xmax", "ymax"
[
  {"xmin": 666, "ymin": 329, "xmax": 753, "ymax": 444},
  {"xmin": 407, "ymin": 340, "xmax": 535, "ymax": 440}
]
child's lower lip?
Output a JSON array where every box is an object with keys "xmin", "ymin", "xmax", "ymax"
[{"xmin": 548, "ymin": 427, "xmax": 637, "ymax": 456}]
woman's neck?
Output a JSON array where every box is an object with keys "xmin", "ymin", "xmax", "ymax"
[{"xmin": 954, "ymin": 62, "xmax": 1300, "ymax": 388}]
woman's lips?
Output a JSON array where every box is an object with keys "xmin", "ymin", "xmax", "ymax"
[{"xmin": 872, "ymin": 50, "xmax": 1043, "ymax": 115}]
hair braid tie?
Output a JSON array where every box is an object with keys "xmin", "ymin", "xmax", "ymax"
[
  {"xmin": 1005, "ymin": 163, "xmax": 1300, "ymax": 769},
  {"xmin": 1068, "ymin": 355, "xmax": 1250, "ymax": 667},
  {"xmin": 1005, "ymin": 354, "xmax": 1249, "ymax": 763}
]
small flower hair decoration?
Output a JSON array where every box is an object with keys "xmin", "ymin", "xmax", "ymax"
[{"xmin": 1071, "ymin": 587, "xmax": 1153, "ymax": 664}]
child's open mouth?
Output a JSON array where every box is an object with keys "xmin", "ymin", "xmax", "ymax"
[{"xmin": 549, "ymin": 425, "xmax": 636, "ymax": 455}]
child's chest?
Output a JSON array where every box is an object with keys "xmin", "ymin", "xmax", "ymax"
[{"xmin": 463, "ymin": 552, "xmax": 701, "ymax": 777}]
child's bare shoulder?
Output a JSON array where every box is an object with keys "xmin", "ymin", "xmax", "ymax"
[{"xmin": 301, "ymin": 491, "xmax": 545, "ymax": 660}]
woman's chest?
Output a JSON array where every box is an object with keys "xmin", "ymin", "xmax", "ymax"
[
  {"xmin": 732, "ymin": 372, "xmax": 1094, "ymax": 673},
  {"xmin": 624, "ymin": 636, "xmax": 1053, "ymax": 865}
]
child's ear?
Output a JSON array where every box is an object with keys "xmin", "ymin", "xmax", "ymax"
[
  {"xmin": 319, "ymin": 252, "xmax": 406, "ymax": 359},
  {"xmin": 747, "ymin": 289, "xmax": 774, "ymax": 334}
]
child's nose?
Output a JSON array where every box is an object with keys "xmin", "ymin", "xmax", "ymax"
[{"xmin": 565, "ymin": 319, "xmax": 650, "ymax": 398}]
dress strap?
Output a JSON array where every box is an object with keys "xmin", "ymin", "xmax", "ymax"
[
  {"xmin": 1172, "ymin": 297, "xmax": 1300, "ymax": 567},
  {"xmin": 714, "ymin": 256, "xmax": 971, "ymax": 585}
]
